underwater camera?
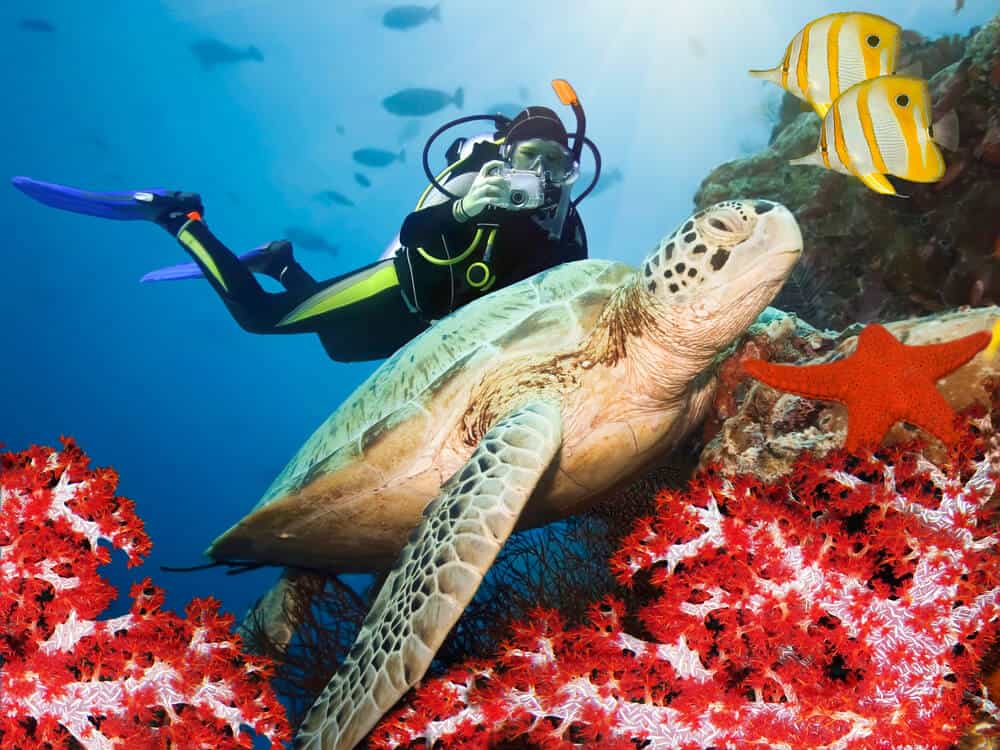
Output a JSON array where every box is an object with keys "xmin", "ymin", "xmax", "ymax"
[{"xmin": 495, "ymin": 167, "xmax": 545, "ymax": 210}]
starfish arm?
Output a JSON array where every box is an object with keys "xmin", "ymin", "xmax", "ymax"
[
  {"xmin": 899, "ymin": 385, "xmax": 962, "ymax": 447},
  {"xmin": 909, "ymin": 331, "xmax": 991, "ymax": 380},
  {"xmin": 843, "ymin": 409, "xmax": 897, "ymax": 453},
  {"xmin": 742, "ymin": 358, "xmax": 854, "ymax": 402},
  {"xmin": 858, "ymin": 323, "xmax": 899, "ymax": 348}
]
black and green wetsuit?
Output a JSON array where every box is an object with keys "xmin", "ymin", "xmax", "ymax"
[{"xmin": 162, "ymin": 137, "xmax": 587, "ymax": 362}]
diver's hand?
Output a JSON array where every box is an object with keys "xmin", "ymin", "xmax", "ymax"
[{"xmin": 454, "ymin": 160, "xmax": 508, "ymax": 221}]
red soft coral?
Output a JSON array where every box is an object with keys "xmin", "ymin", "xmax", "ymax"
[
  {"xmin": 0, "ymin": 438, "xmax": 291, "ymax": 749},
  {"xmin": 373, "ymin": 412, "xmax": 1000, "ymax": 749}
]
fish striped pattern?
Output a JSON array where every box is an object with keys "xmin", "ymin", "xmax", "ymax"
[
  {"xmin": 793, "ymin": 75, "xmax": 946, "ymax": 194},
  {"xmin": 753, "ymin": 12, "xmax": 901, "ymax": 118}
]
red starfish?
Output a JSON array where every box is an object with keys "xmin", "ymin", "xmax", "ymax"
[{"xmin": 742, "ymin": 323, "xmax": 990, "ymax": 452}]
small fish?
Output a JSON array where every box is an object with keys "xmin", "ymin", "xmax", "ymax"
[
  {"xmin": 954, "ymin": 0, "xmax": 965, "ymax": 13},
  {"xmin": 397, "ymin": 119, "xmax": 422, "ymax": 143},
  {"xmin": 352, "ymin": 148, "xmax": 405, "ymax": 168},
  {"xmin": 382, "ymin": 3, "xmax": 441, "ymax": 30},
  {"xmin": 19, "ymin": 18, "xmax": 55, "ymax": 32},
  {"xmin": 354, "ymin": 173, "xmax": 371, "ymax": 188},
  {"xmin": 382, "ymin": 87, "xmax": 463, "ymax": 117},
  {"xmin": 86, "ymin": 131, "xmax": 111, "ymax": 152},
  {"xmin": 190, "ymin": 39, "xmax": 263, "ymax": 69},
  {"xmin": 578, "ymin": 167, "xmax": 623, "ymax": 198},
  {"xmin": 789, "ymin": 75, "xmax": 958, "ymax": 196},
  {"xmin": 335, "ymin": 124, "xmax": 345, "ymax": 135},
  {"xmin": 749, "ymin": 12, "xmax": 902, "ymax": 118},
  {"xmin": 284, "ymin": 226, "xmax": 338, "ymax": 256},
  {"xmin": 313, "ymin": 190, "xmax": 355, "ymax": 207}
]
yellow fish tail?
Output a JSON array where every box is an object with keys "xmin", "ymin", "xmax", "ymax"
[
  {"xmin": 932, "ymin": 109, "xmax": 960, "ymax": 152},
  {"xmin": 789, "ymin": 150, "xmax": 825, "ymax": 167},
  {"xmin": 748, "ymin": 67, "xmax": 782, "ymax": 85}
]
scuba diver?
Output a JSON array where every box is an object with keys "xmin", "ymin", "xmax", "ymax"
[{"xmin": 11, "ymin": 80, "xmax": 604, "ymax": 362}]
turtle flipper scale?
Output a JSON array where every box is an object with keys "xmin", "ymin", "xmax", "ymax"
[{"xmin": 293, "ymin": 399, "xmax": 563, "ymax": 750}]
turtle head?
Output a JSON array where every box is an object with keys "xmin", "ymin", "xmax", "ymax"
[{"xmin": 640, "ymin": 199, "xmax": 802, "ymax": 346}]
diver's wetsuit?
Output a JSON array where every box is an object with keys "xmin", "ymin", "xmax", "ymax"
[{"xmin": 161, "ymin": 138, "xmax": 588, "ymax": 362}]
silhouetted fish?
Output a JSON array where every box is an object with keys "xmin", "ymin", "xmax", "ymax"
[
  {"xmin": 354, "ymin": 173, "xmax": 371, "ymax": 188},
  {"xmin": 284, "ymin": 226, "xmax": 338, "ymax": 255},
  {"xmin": 383, "ymin": 4, "xmax": 441, "ymax": 30},
  {"xmin": 336, "ymin": 124, "xmax": 346, "ymax": 135},
  {"xmin": 688, "ymin": 35, "xmax": 706, "ymax": 58},
  {"xmin": 19, "ymin": 18, "xmax": 55, "ymax": 32},
  {"xmin": 383, "ymin": 87, "xmax": 462, "ymax": 117},
  {"xmin": 85, "ymin": 130, "xmax": 110, "ymax": 152},
  {"xmin": 397, "ymin": 119, "xmax": 422, "ymax": 143},
  {"xmin": 352, "ymin": 148, "xmax": 405, "ymax": 167},
  {"xmin": 313, "ymin": 190, "xmax": 355, "ymax": 207},
  {"xmin": 190, "ymin": 39, "xmax": 263, "ymax": 69}
]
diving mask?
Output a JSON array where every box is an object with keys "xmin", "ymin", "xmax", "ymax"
[{"xmin": 507, "ymin": 138, "xmax": 579, "ymax": 186}]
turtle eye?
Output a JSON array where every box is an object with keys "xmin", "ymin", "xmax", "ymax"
[
  {"xmin": 866, "ymin": 34, "xmax": 880, "ymax": 47},
  {"xmin": 710, "ymin": 218, "xmax": 733, "ymax": 232},
  {"xmin": 895, "ymin": 94, "xmax": 910, "ymax": 107}
]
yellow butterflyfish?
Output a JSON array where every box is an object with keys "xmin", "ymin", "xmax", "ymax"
[
  {"xmin": 788, "ymin": 75, "xmax": 958, "ymax": 196},
  {"xmin": 749, "ymin": 12, "xmax": 901, "ymax": 118}
]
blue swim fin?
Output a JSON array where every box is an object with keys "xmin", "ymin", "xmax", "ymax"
[
  {"xmin": 141, "ymin": 242, "xmax": 291, "ymax": 283},
  {"xmin": 11, "ymin": 176, "xmax": 201, "ymax": 221}
]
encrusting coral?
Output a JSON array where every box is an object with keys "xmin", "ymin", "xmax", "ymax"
[
  {"xmin": 365, "ymin": 399, "xmax": 1000, "ymax": 749},
  {"xmin": 0, "ymin": 438, "xmax": 291, "ymax": 749},
  {"xmin": 698, "ymin": 14, "xmax": 1000, "ymax": 331}
]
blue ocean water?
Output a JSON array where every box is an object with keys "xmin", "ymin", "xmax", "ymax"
[{"xmin": 0, "ymin": 0, "xmax": 993, "ymax": 742}]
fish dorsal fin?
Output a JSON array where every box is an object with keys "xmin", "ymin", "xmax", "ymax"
[
  {"xmin": 293, "ymin": 399, "xmax": 564, "ymax": 750},
  {"xmin": 860, "ymin": 172, "xmax": 900, "ymax": 196}
]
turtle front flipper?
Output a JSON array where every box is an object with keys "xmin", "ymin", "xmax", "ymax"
[
  {"xmin": 238, "ymin": 568, "xmax": 327, "ymax": 654},
  {"xmin": 293, "ymin": 399, "xmax": 563, "ymax": 750}
]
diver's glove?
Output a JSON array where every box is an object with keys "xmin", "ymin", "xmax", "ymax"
[{"xmin": 453, "ymin": 160, "xmax": 509, "ymax": 222}]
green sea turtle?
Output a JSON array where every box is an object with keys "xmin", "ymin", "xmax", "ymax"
[{"xmin": 205, "ymin": 199, "xmax": 803, "ymax": 750}]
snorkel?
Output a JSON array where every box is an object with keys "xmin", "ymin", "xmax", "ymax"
[
  {"xmin": 419, "ymin": 79, "xmax": 602, "ymax": 206},
  {"xmin": 550, "ymin": 78, "xmax": 601, "ymax": 207}
]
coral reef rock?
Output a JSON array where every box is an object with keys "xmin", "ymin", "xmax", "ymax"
[
  {"xmin": 703, "ymin": 305, "xmax": 1000, "ymax": 481},
  {"xmin": 698, "ymin": 14, "xmax": 1000, "ymax": 331}
]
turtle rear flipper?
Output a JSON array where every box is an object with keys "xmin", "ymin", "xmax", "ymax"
[{"xmin": 294, "ymin": 399, "xmax": 563, "ymax": 750}]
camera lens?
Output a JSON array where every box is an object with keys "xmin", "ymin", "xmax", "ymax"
[{"xmin": 509, "ymin": 189, "xmax": 526, "ymax": 206}]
